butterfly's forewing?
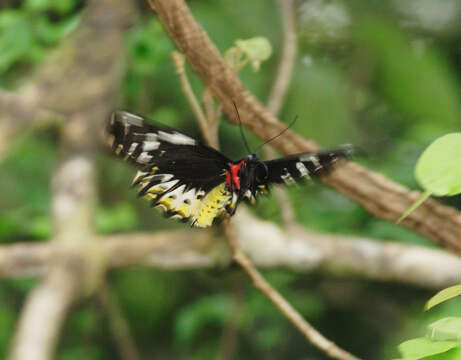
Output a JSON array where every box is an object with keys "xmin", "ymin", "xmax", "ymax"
[
  {"xmin": 107, "ymin": 111, "xmax": 233, "ymax": 227},
  {"xmin": 262, "ymin": 147, "xmax": 352, "ymax": 187}
]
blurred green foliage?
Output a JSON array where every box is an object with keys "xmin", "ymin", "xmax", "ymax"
[
  {"xmin": 0, "ymin": 0, "xmax": 81, "ymax": 86},
  {"xmin": 1, "ymin": 0, "xmax": 461, "ymax": 359}
]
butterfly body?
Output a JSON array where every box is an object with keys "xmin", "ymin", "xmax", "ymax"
[{"xmin": 107, "ymin": 111, "xmax": 351, "ymax": 227}]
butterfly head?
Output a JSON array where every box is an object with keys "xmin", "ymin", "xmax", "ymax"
[{"xmin": 225, "ymin": 154, "xmax": 268, "ymax": 203}]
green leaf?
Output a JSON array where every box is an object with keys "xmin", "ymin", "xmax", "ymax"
[
  {"xmin": 398, "ymin": 133, "xmax": 461, "ymax": 222},
  {"xmin": 428, "ymin": 318, "xmax": 461, "ymax": 341},
  {"xmin": 398, "ymin": 337, "xmax": 460, "ymax": 359},
  {"xmin": 426, "ymin": 285, "xmax": 461, "ymax": 311},
  {"xmin": 415, "ymin": 133, "xmax": 461, "ymax": 196},
  {"xmin": 235, "ymin": 37, "xmax": 272, "ymax": 71},
  {"xmin": 425, "ymin": 347, "xmax": 461, "ymax": 360}
]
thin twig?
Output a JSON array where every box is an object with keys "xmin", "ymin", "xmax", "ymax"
[
  {"xmin": 202, "ymin": 87, "xmax": 221, "ymax": 143},
  {"xmin": 222, "ymin": 218, "xmax": 360, "ymax": 360},
  {"xmin": 171, "ymin": 51, "xmax": 218, "ymax": 150},
  {"xmin": 171, "ymin": 51, "xmax": 217, "ymax": 148},
  {"xmin": 263, "ymin": 0, "xmax": 298, "ymax": 229},
  {"xmin": 202, "ymin": 88, "xmax": 215, "ymax": 122},
  {"xmin": 266, "ymin": 0, "xmax": 298, "ymax": 116},
  {"xmin": 97, "ymin": 281, "xmax": 140, "ymax": 360}
]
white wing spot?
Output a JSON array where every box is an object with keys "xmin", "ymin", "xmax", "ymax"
[
  {"xmin": 299, "ymin": 154, "xmax": 321, "ymax": 170},
  {"xmin": 281, "ymin": 169, "xmax": 295, "ymax": 185},
  {"xmin": 144, "ymin": 133, "xmax": 158, "ymax": 141},
  {"xmin": 132, "ymin": 170, "xmax": 148, "ymax": 185},
  {"xmin": 181, "ymin": 187, "xmax": 198, "ymax": 203},
  {"xmin": 159, "ymin": 179, "xmax": 179, "ymax": 190},
  {"xmin": 152, "ymin": 174, "xmax": 174, "ymax": 182},
  {"xmin": 162, "ymin": 184, "xmax": 186, "ymax": 201},
  {"xmin": 158, "ymin": 131, "xmax": 196, "ymax": 145},
  {"xmin": 296, "ymin": 162, "xmax": 310, "ymax": 178},
  {"xmin": 115, "ymin": 144, "xmax": 123, "ymax": 155},
  {"xmin": 142, "ymin": 141, "xmax": 160, "ymax": 151},
  {"xmin": 137, "ymin": 153, "xmax": 153, "ymax": 164},
  {"xmin": 127, "ymin": 143, "xmax": 138, "ymax": 155},
  {"xmin": 121, "ymin": 112, "xmax": 144, "ymax": 127}
]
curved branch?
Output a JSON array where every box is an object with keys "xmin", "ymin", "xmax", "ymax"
[{"xmin": 148, "ymin": 0, "xmax": 461, "ymax": 255}]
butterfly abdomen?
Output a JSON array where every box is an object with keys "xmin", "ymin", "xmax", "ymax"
[{"xmin": 191, "ymin": 183, "xmax": 231, "ymax": 227}]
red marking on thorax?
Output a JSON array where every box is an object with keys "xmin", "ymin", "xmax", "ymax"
[{"xmin": 225, "ymin": 160, "xmax": 245, "ymax": 190}]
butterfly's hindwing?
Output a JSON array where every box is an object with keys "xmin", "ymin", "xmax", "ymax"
[{"xmin": 108, "ymin": 111, "xmax": 233, "ymax": 227}]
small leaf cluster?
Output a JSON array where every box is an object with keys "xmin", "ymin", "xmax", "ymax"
[{"xmin": 397, "ymin": 315, "xmax": 461, "ymax": 359}]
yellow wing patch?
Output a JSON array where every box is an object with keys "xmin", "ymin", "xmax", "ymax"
[
  {"xmin": 135, "ymin": 170, "xmax": 231, "ymax": 227},
  {"xmin": 193, "ymin": 183, "xmax": 231, "ymax": 228}
]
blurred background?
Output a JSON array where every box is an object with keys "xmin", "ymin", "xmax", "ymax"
[{"xmin": 1, "ymin": 0, "xmax": 461, "ymax": 359}]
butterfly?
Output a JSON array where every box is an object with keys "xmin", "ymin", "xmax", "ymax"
[{"xmin": 107, "ymin": 111, "xmax": 352, "ymax": 227}]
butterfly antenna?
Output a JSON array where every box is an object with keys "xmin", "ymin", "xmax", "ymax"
[
  {"xmin": 254, "ymin": 115, "xmax": 298, "ymax": 153},
  {"xmin": 233, "ymin": 102, "xmax": 252, "ymax": 154}
]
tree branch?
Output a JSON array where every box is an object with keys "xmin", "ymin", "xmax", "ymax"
[
  {"xmin": 171, "ymin": 51, "xmax": 217, "ymax": 148},
  {"xmin": 1, "ymin": 220, "xmax": 461, "ymax": 290},
  {"xmin": 8, "ymin": 0, "xmax": 135, "ymax": 359},
  {"xmin": 148, "ymin": 0, "xmax": 461, "ymax": 255},
  {"xmin": 9, "ymin": 267, "xmax": 80, "ymax": 360}
]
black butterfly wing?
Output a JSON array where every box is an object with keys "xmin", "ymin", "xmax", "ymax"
[
  {"xmin": 261, "ymin": 147, "xmax": 352, "ymax": 187},
  {"xmin": 107, "ymin": 111, "xmax": 233, "ymax": 227}
]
